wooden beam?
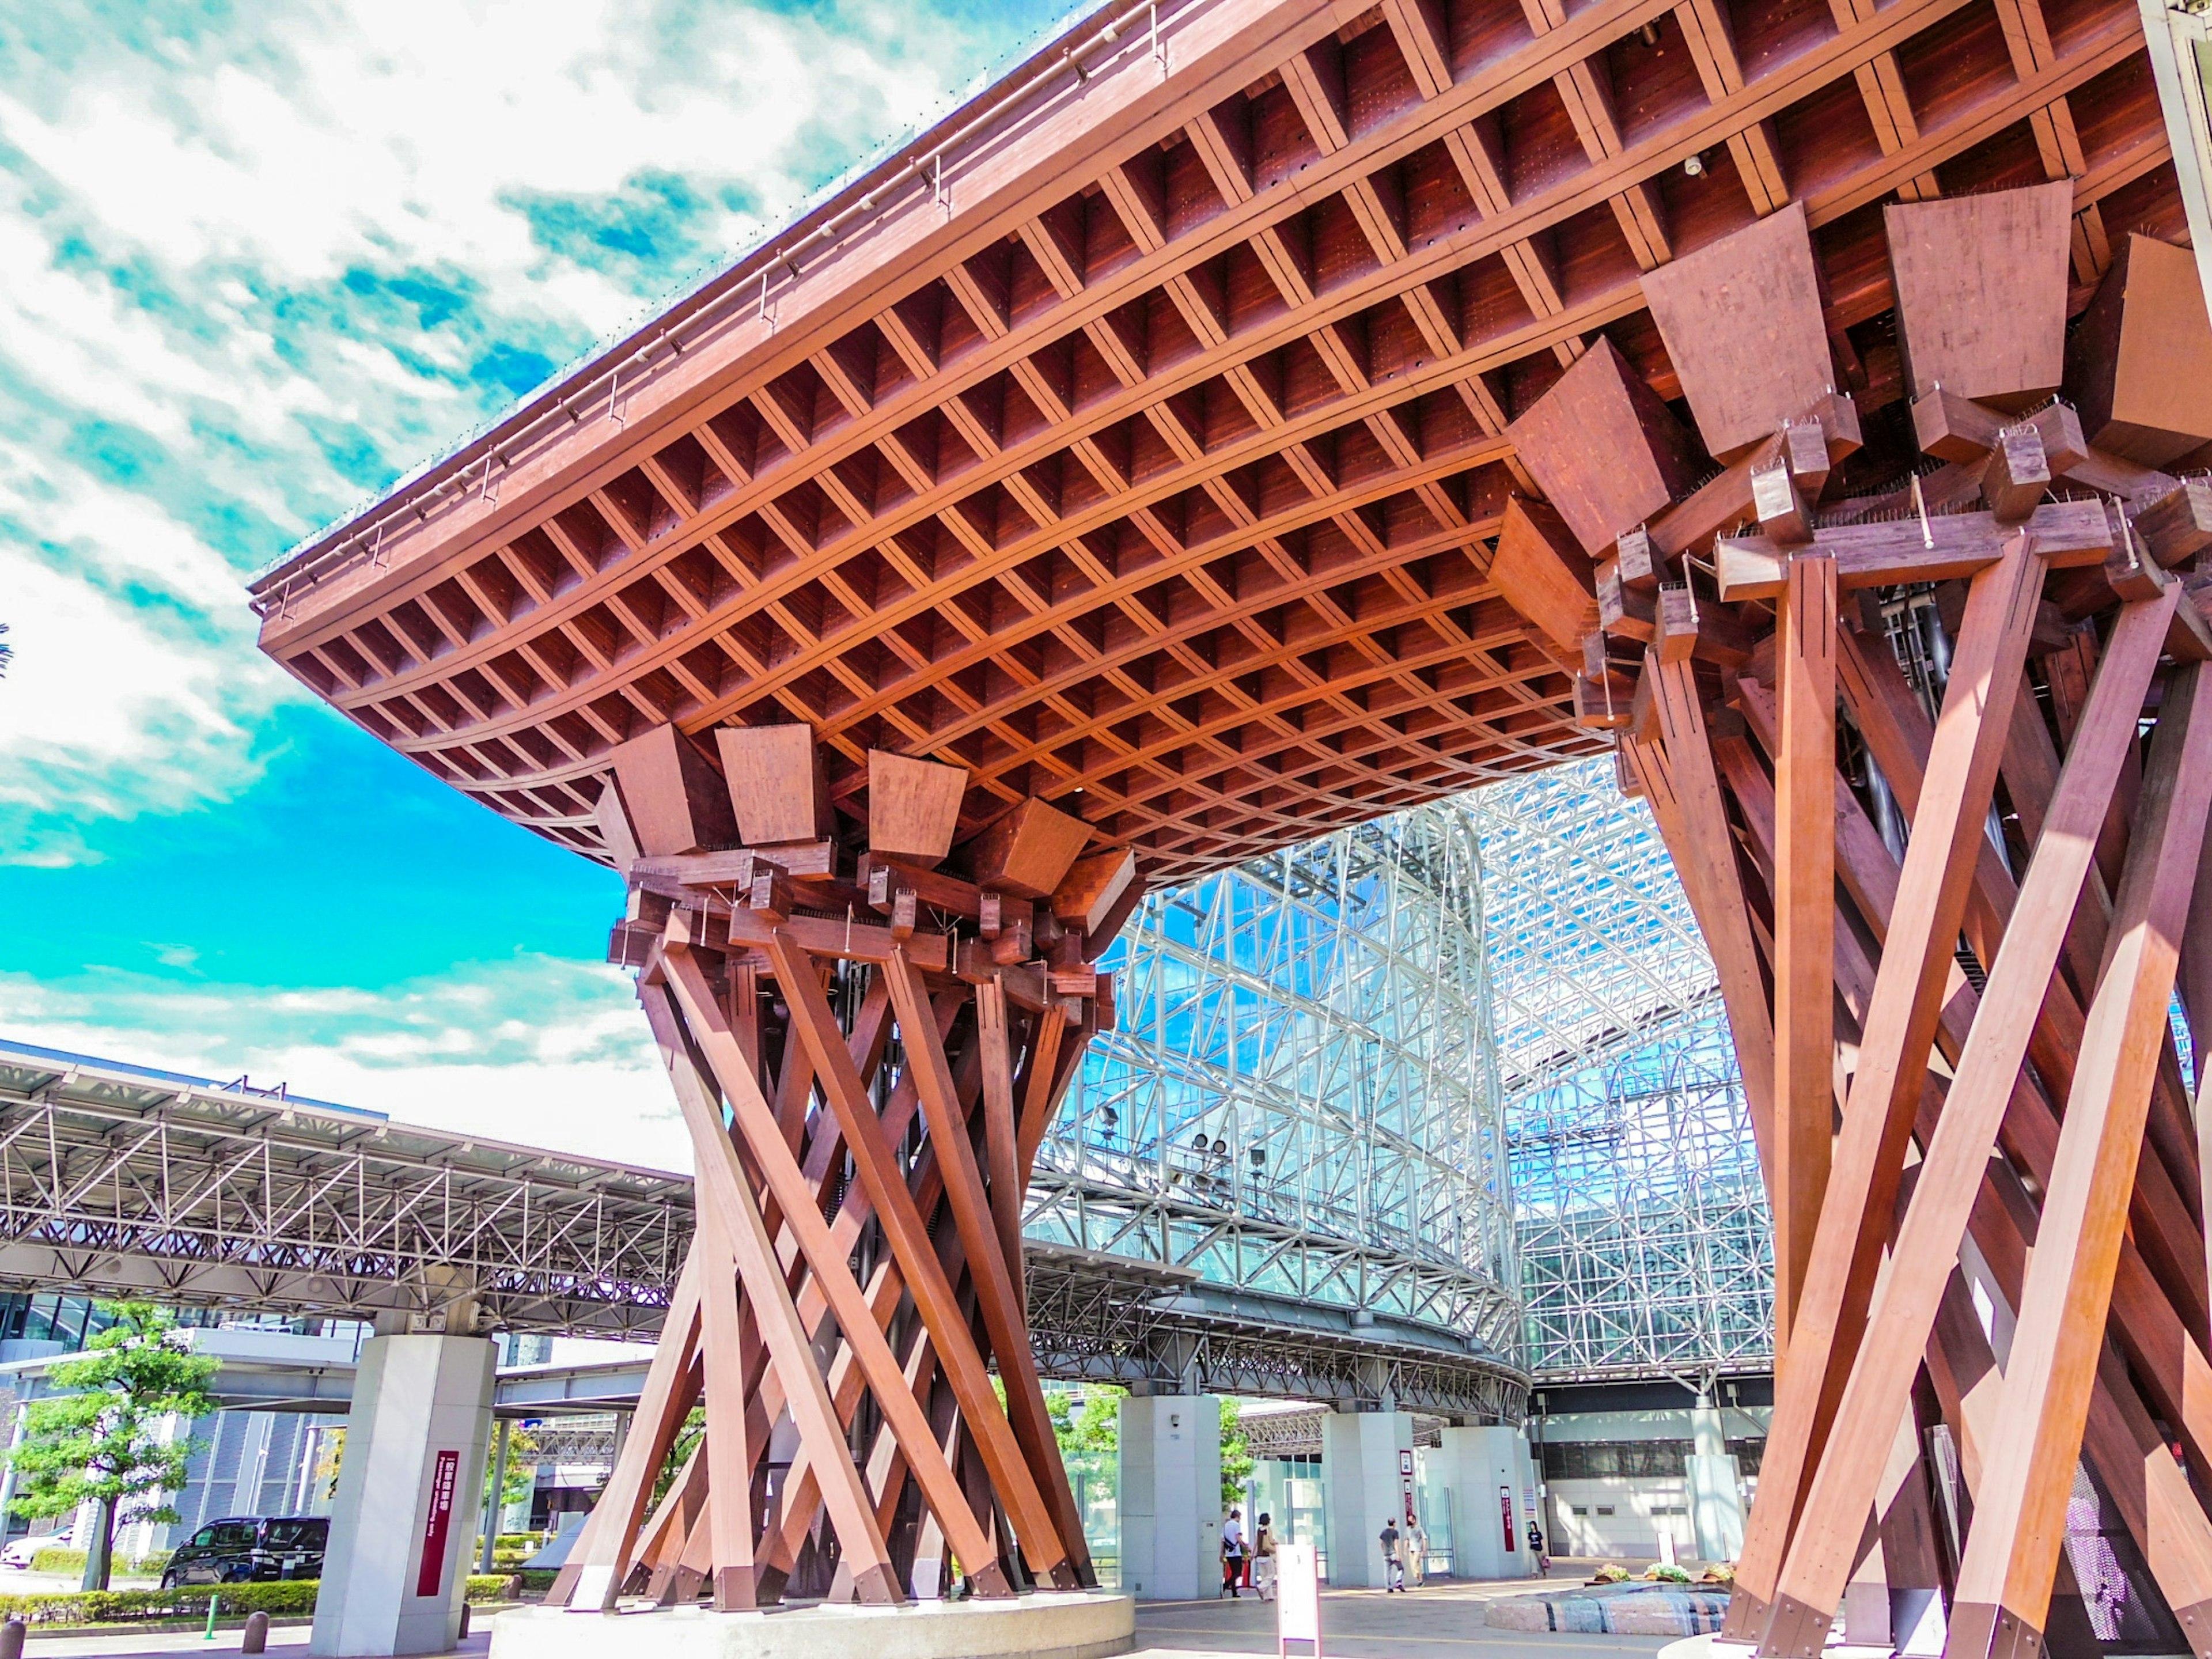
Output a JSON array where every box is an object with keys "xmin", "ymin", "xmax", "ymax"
[
  {"xmin": 1714, "ymin": 501, "xmax": 2112, "ymax": 600},
  {"xmin": 1771, "ymin": 552, "xmax": 1836, "ymax": 1347},
  {"xmin": 657, "ymin": 934, "xmax": 1005, "ymax": 1597},
  {"xmin": 1948, "ymin": 660, "xmax": 2212, "ymax": 1659},
  {"xmin": 885, "ymin": 953, "xmax": 1092, "ymax": 1586},
  {"xmin": 1724, "ymin": 534, "xmax": 2043, "ymax": 1642},
  {"xmin": 766, "ymin": 928, "xmax": 1072, "ymax": 1586},
  {"xmin": 1757, "ymin": 585, "xmax": 2176, "ymax": 1656}
]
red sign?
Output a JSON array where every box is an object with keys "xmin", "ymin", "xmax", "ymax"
[
  {"xmin": 416, "ymin": 1449, "xmax": 461, "ymax": 1599},
  {"xmin": 1499, "ymin": 1485, "xmax": 1516, "ymax": 1552}
]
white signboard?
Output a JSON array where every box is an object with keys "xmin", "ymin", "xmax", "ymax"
[{"xmin": 1275, "ymin": 1543, "xmax": 1320, "ymax": 1658}]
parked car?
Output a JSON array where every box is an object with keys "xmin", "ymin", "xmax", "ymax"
[
  {"xmin": 160, "ymin": 1516, "xmax": 328, "ymax": 1588},
  {"xmin": 0, "ymin": 1536, "xmax": 48, "ymax": 1569}
]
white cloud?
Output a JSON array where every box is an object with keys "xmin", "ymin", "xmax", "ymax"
[
  {"xmin": 0, "ymin": 954, "xmax": 692, "ymax": 1172},
  {"xmin": 0, "ymin": 0, "xmax": 1001, "ymax": 850}
]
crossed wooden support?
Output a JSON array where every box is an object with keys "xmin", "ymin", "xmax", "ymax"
[
  {"xmin": 1490, "ymin": 185, "xmax": 2212, "ymax": 1658},
  {"xmin": 543, "ymin": 737, "xmax": 1130, "ymax": 1611}
]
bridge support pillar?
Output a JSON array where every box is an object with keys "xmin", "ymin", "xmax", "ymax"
[
  {"xmin": 1117, "ymin": 1394, "xmax": 1220, "ymax": 1600},
  {"xmin": 1320, "ymin": 1410, "xmax": 1412, "ymax": 1587},
  {"xmin": 1434, "ymin": 1426, "xmax": 1532, "ymax": 1579},
  {"xmin": 310, "ymin": 1332, "xmax": 495, "ymax": 1658},
  {"xmin": 1685, "ymin": 1399, "xmax": 1745, "ymax": 1565}
]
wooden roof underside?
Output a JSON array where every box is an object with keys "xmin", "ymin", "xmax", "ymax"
[{"xmin": 254, "ymin": 0, "xmax": 2184, "ymax": 885}]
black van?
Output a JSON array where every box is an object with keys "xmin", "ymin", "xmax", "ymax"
[{"xmin": 161, "ymin": 1516, "xmax": 329, "ymax": 1586}]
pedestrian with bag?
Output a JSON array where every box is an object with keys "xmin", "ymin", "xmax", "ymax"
[
  {"xmin": 1528, "ymin": 1520, "xmax": 1551, "ymax": 1578},
  {"xmin": 1220, "ymin": 1507, "xmax": 1247, "ymax": 1598},
  {"xmin": 1404, "ymin": 1514, "xmax": 1427, "ymax": 1588},
  {"xmin": 1251, "ymin": 1512, "xmax": 1278, "ymax": 1601}
]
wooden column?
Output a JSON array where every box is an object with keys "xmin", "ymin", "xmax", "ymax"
[
  {"xmin": 1772, "ymin": 550, "xmax": 1837, "ymax": 1347},
  {"xmin": 1948, "ymin": 662, "xmax": 2212, "ymax": 1658}
]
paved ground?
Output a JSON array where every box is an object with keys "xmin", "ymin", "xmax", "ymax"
[
  {"xmin": 1129, "ymin": 1576, "xmax": 1674, "ymax": 1659},
  {"xmin": 5, "ymin": 1572, "xmax": 1671, "ymax": 1659}
]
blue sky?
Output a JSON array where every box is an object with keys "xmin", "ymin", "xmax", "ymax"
[{"xmin": 0, "ymin": 0, "xmax": 1079, "ymax": 1170}]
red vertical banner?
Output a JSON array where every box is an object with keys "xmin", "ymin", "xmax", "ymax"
[
  {"xmin": 1499, "ymin": 1484, "xmax": 1515, "ymax": 1551},
  {"xmin": 416, "ymin": 1449, "xmax": 461, "ymax": 1599}
]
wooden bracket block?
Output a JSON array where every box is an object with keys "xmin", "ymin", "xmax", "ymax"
[
  {"xmin": 1615, "ymin": 526, "xmax": 1664, "ymax": 589},
  {"xmin": 1506, "ymin": 336, "xmax": 1705, "ymax": 553},
  {"xmin": 1981, "ymin": 423, "xmax": 2052, "ymax": 524},
  {"xmin": 2133, "ymin": 478, "xmax": 2212, "ymax": 567},
  {"xmin": 1597, "ymin": 556, "xmax": 1656, "ymax": 641},
  {"xmin": 610, "ymin": 725, "xmax": 740, "ymax": 857},
  {"xmin": 1885, "ymin": 181, "xmax": 2073, "ymax": 404},
  {"xmin": 1751, "ymin": 456, "xmax": 1811, "ymax": 544},
  {"xmin": 715, "ymin": 725, "xmax": 830, "ymax": 846},
  {"xmin": 1051, "ymin": 848, "xmax": 1137, "ymax": 935},
  {"xmin": 744, "ymin": 868, "xmax": 794, "ymax": 923},
  {"xmin": 2063, "ymin": 233, "xmax": 2212, "ymax": 465},
  {"xmin": 867, "ymin": 751, "xmax": 968, "ymax": 865},
  {"xmin": 1639, "ymin": 200, "xmax": 1836, "ymax": 461},
  {"xmin": 1491, "ymin": 495, "xmax": 1599, "ymax": 649},
  {"xmin": 1783, "ymin": 421, "xmax": 1833, "ymax": 500},
  {"xmin": 1655, "ymin": 584, "xmax": 1753, "ymax": 668},
  {"xmin": 1573, "ymin": 671, "xmax": 1636, "ymax": 729},
  {"xmin": 596, "ymin": 782, "xmax": 642, "ymax": 874},
  {"xmin": 965, "ymin": 797, "xmax": 1092, "ymax": 900}
]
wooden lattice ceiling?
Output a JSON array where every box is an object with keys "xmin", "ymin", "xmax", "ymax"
[{"xmin": 252, "ymin": 0, "xmax": 2186, "ymax": 885}]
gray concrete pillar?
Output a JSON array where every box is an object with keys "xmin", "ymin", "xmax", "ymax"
[
  {"xmin": 310, "ymin": 1335, "xmax": 496, "ymax": 1658},
  {"xmin": 1118, "ymin": 1395, "xmax": 1221, "ymax": 1600},
  {"xmin": 1685, "ymin": 1400, "xmax": 1745, "ymax": 1563},
  {"xmin": 1435, "ymin": 1425, "xmax": 1530, "ymax": 1578},
  {"xmin": 1319, "ymin": 1410, "xmax": 1412, "ymax": 1587}
]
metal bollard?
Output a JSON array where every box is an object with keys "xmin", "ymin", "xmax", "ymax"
[
  {"xmin": 0, "ymin": 1616, "xmax": 25, "ymax": 1659},
  {"xmin": 241, "ymin": 1611, "xmax": 270, "ymax": 1656},
  {"xmin": 457, "ymin": 1603, "xmax": 471, "ymax": 1639}
]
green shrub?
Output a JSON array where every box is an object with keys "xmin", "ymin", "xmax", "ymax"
[
  {"xmin": 29, "ymin": 1547, "xmax": 85, "ymax": 1575},
  {"xmin": 0, "ymin": 1578, "xmax": 320, "ymax": 1626},
  {"xmin": 465, "ymin": 1574, "xmax": 520, "ymax": 1604},
  {"xmin": 516, "ymin": 1569, "xmax": 558, "ymax": 1592},
  {"xmin": 1642, "ymin": 1564, "xmax": 1692, "ymax": 1584},
  {"xmin": 1591, "ymin": 1562, "xmax": 1630, "ymax": 1584}
]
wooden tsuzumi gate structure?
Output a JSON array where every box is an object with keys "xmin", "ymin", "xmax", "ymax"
[
  {"xmin": 1500, "ymin": 190, "xmax": 2212, "ymax": 1658},
  {"xmin": 552, "ymin": 733, "xmax": 1134, "ymax": 1608},
  {"xmin": 247, "ymin": 0, "xmax": 2212, "ymax": 1639}
]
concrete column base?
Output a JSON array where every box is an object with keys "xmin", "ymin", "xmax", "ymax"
[
  {"xmin": 1436, "ymin": 1425, "xmax": 1532, "ymax": 1578},
  {"xmin": 489, "ymin": 1591, "xmax": 1134, "ymax": 1659},
  {"xmin": 1118, "ymin": 1395, "xmax": 1220, "ymax": 1600},
  {"xmin": 309, "ymin": 1334, "xmax": 495, "ymax": 1658},
  {"xmin": 1320, "ymin": 1410, "xmax": 1413, "ymax": 1588}
]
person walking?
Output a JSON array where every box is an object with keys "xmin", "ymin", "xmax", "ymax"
[
  {"xmin": 1251, "ymin": 1512, "xmax": 1278, "ymax": 1602},
  {"xmin": 1528, "ymin": 1520, "xmax": 1551, "ymax": 1578},
  {"xmin": 1221, "ymin": 1508, "xmax": 1247, "ymax": 1598},
  {"xmin": 1378, "ymin": 1518, "xmax": 1404, "ymax": 1592},
  {"xmin": 1404, "ymin": 1514, "xmax": 1427, "ymax": 1589}
]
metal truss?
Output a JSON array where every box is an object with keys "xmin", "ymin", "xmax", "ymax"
[
  {"xmin": 1032, "ymin": 801, "xmax": 1521, "ymax": 1367},
  {"xmin": 0, "ymin": 1043, "xmax": 688, "ymax": 1337},
  {"xmin": 1022, "ymin": 1247, "xmax": 1523, "ymax": 1419},
  {"xmin": 1505, "ymin": 1013, "xmax": 1773, "ymax": 1382},
  {"xmin": 1462, "ymin": 759, "xmax": 1719, "ymax": 1097},
  {"xmin": 1464, "ymin": 760, "xmax": 1774, "ymax": 1384}
]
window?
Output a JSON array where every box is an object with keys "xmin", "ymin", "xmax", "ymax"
[
  {"xmin": 194, "ymin": 1522, "xmax": 256, "ymax": 1551},
  {"xmin": 1570, "ymin": 1506, "xmax": 1588, "ymax": 1517},
  {"xmin": 1541, "ymin": 1441, "xmax": 1691, "ymax": 1479},
  {"xmin": 263, "ymin": 1520, "xmax": 327, "ymax": 1549},
  {"xmin": 1595, "ymin": 1506, "xmax": 1615, "ymax": 1517}
]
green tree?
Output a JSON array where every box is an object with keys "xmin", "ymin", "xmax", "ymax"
[
  {"xmin": 8, "ymin": 1303, "xmax": 218, "ymax": 1590},
  {"xmin": 1219, "ymin": 1398, "xmax": 1255, "ymax": 1512},
  {"xmin": 1047, "ymin": 1385, "xmax": 1121, "ymax": 1460}
]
